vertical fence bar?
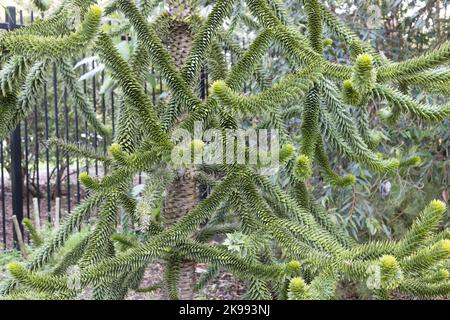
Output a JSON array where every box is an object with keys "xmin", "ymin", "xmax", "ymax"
[
  {"xmin": 6, "ymin": 6, "xmax": 25, "ymax": 242},
  {"xmin": 33, "ymin": 98, "xmax": 40, "ymax": 213},
  {"xmin": 230, "ymin": 46, "xmax": 234, "ymax": 67},
  {"xmin": 1, "ymin": 142, "xmax": 6, "ymax": 246},
  {"xmin": 30, "ymin": 13, "xmax": 40, "ymax": 222},
  {"xmin": 200, "ymin": 67, "xmax": 205, "ymax": 101},
  {"xmin": 151, "ymin": 67, "xmax": 156, "ymax": 104},
  {"xmin": 140, "ymin": 82, "xmax": 148, "ymax": 184},
  {"xmin": 224, "ymin": 47, "xmax": 227, "ymax": 64},
  {"xmin": 101, "ymin": 71, "xmax": 107, "ymax": 175},
  {"xmin": 24, "ymin": 107, "xmax": 30, "ymax": 220},
  {"xmin": 63, "ymin": 87, "xmax": 71, "ymax": 213},
  {"xmin": 74, "ymin": 62, "xmax": 81, "ymax": 203},
  {"xmin": 108, "ymin": 20, "xmax": 115, "ymax": 143},
  {"xmin": 205, "ymin": 65, "xmax": 209, "ymax": 98},
  {"xmin": 53, "ymin": 63, "xmax": 61, "ymax": 202},
  {"xmin": 92, "ymin": 60, "xmax": 98, "ymax": 176},
  {"xmin": 243, "ymin": 39, "xmax": 247, "ymax": 93},
  {"xmin": 111, "ymin": 91, "xmax": 115, "ymax": 138},
  {"xmin": 83, "ymin": 60, "xmax": 89, "ymax": 175},
  {"xmin": 19, "ymin": 10, "xmax": 30, "ymax": 225},
  {"xmin": 43, "ymin": 82, "xmax": 51, "ymax": 219}
]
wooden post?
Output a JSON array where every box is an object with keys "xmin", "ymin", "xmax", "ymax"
[
  {"xmin": 12, "ymin": 215, "xmax": 27, "ymax": 259},
  {"xmin": 54, "ymin": 197, "xmax": 60, "ymax": 228},
  {"xmin": 32, "ymin": 197, "xmax": 41, "ymax": 231}
]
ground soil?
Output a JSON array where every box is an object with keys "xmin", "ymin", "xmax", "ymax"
[
  {"xmin": 125, "ymin": 263, "xmax": 247, "ymax": 300},
  {"xmin": 0, "ymin": 168, "xmax": 87, "ymax": 249}
]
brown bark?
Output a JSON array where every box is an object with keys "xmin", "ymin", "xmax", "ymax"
[{"xmin": 162, "ymin": 0, "xmax": 198, "ymax": 300}]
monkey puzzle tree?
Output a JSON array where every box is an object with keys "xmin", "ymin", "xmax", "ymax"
[{"xmin": 0, "ymin": 0, "xmax": 449, "ymax": 300}]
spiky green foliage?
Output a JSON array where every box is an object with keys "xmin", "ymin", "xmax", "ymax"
[
  {"xmin": 374, "ymin": 85, "xmax": 450, "ymax": 122},
  {"xmin": 378, "ymin": 41, "xmax": 450, "ymax": 81},
  {"xmin": 59, "ymin": 60, "xmax": 111, "ymax": 137},
  {"xmin": 47, "ymin": 138, "xmax": 112, "ymax": 165},
  {"xmin": 1, "ymin": 5, "xmax": 102, "ymax": 59},
  {"xmin": 22, "ymin": 218, "xmax": 43, "ymax": 247},
  {"xmin": 1, "ymin": 0, "xmax": 449, "ymax": 301},
  {"xmin": 288, "ymin": 277, "xmax": 310, "ymax": 300},
  {"xmin": 315, "ymin": 139, "xmax": 355, "ymax": 189}
]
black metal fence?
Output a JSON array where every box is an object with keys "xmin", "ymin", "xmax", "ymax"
[
  {"xmin": 0, "ymin": 6, "xmax": 113, "ymax": 248},
  {"xmin": 0, "ymin": 6, "xmax": 217, "ymax": 250},
  {"xmin": 0, "ymin": 6, "xmax": 169, "ymax": 249}
]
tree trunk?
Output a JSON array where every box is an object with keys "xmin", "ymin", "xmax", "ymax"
[
  {"xmin": 162, "ymin": 0, "xmax": 198, "ymax": 300},
  {"xmin": 164, "ymin": 168, "xmax": 198, "ymax": 299}
]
